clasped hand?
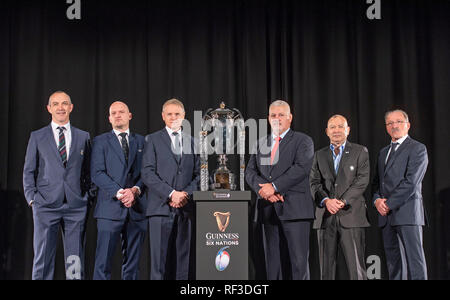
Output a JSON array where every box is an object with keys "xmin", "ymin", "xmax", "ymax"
[
  {"xmin": 258, "ymin": 183, "xmax": 284, "ymax": 203},
  {"xmin": 117, "ymin": 187, "xmax": 139, "ymax": 208},
  {"xmin": 169, "ymin": 191, "xmax": 189, "ymax": 208}
]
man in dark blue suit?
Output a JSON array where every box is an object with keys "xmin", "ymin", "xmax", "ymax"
[
  {"xmin": 141, "ymin": 99, "xmax": 200, "ymax": 280},
  {"xmin": 91, "ymin": 101, "xmax": 147, "ymax": 280},
  {"xmin": 245, "ymin": 100, "xmax": 315, "ymax": 280},
  {"xmin": 373, "ymin": 109, "xmax": 428, "ymax": 280},
  {"xmin": 23, "ymin": 91, "xmax": 92, "ymax": 280}
]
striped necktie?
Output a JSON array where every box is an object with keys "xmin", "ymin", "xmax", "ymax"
[{"xmin": 57, "ymin": 127, "xmax": 67, "ymax": 167}]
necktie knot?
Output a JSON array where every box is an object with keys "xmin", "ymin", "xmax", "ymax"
[
  {"xmin": 119, "ymin": 132, "xmax": 128, "ymax": 139},
  {"xmin": 57, "ymin": 126, "xmax": 66, "ymax": 134}
]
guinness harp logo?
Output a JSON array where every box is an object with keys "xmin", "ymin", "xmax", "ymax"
[{"xmin": 213, "ymin": 212, "xmax": 231, "ymax": 232}]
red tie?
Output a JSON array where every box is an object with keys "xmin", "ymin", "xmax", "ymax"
[{"xmin": 271, "ymin": 137, "xmax": 282, "ymax": 165}]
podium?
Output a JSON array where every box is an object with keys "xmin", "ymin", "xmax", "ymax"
[{"xmin": 193, "ymin": 191, "xmax": 251, "ymax": 280}]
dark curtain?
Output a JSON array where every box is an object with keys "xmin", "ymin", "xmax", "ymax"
[{"xmin": 1, "ymin": 0, "xmax": 449, "ymax": 279}]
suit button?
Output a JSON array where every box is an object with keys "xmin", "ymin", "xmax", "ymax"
[
  {"xmin": 335, "ymin": 184, "xmax": 338, "ymax": 187},
  {"xmin": 269, "ymin": 176, "xmax": 272, "ymax": 179},
  {"xmin": 178, "ymin": 171, "xmax": 181, "ymax": 175}
]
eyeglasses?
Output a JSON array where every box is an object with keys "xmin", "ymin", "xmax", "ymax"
[{"xmin": 385, "ymin": 120, "xmax": 408, "ymax": 127}]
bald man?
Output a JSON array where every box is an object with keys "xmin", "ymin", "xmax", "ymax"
[
  {"xmin": 309, "ymin": 115, "xmax": 370, "ymax": 280},
  {"xmin": 23, "ymin": 91, "xmax": 92, "ymax": 280},
  {"xmin": 91, "ymin": 101, "xmax": 147, "ymax": 280}
]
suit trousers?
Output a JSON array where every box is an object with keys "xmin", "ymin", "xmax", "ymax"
[
  {"xmin": 148, "ymin": 213, "xmax": 193, "ymax": 280},
  {"xmin": 262, "ymin": 217, "xmax": 311, "ymax": 280},
  {"xmin": 317, "ymin": 215, "xmax": 367, "ymax": 280},
  {"xmin": 32, "ymin": 202, "xmax": 87, "ymax": 280},
  {"xmin": 93, "ymin": 216, "xmax": 147, "ymax": 280},
  {"xmin": 382, "ymin": 223, "xmax": 427, "ymax": 280}
]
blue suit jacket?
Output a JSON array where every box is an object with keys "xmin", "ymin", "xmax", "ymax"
[
  {"xmin": 372, "ymin": 136, "xmax": 428, "ymax": 227},
  {"xmin": 91, "ymin": 131, "xmax": 147, "ymax": 221},
  {"xmin": 141, "ymin": 129, "xmax": 200, "ymax": 217},
  {"xmin": 23, "ymin": 124, "xmax": 91, "ymax": 209},
  {"xmin": 245, "ymin": 129, "xmax": 315, "ymax": 222}
]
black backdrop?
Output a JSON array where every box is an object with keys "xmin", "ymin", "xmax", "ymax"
[{"xmin": 1, "ymin": 0, "xmax": 449, "ymax": 280}]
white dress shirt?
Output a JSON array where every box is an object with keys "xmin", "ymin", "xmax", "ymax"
[
  {"xmin": 165, "ymin": 126, "xmax": 183, "ymax": 198},
  {"xmin": 112, "ymin": 128, "xmax": 140, "ymax": 199},
  {"xmin": 51, "ymin": 121, "xmax": 71, "ymax": 160}
]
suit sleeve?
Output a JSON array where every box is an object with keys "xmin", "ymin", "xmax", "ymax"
[
  {"xmin": 245, "ymin": 141, "xmax": 268, "ymax": 194},
  {"xmin": 23, "ymin": 133, "xmax": 38, "ymax": 205},
  {"xmin": 386, "ymin": 143, "xmax": 428, "ymax": 210},
  {"xmin": 81, "ymin": 133, "xmax": 95, "ymax": 198},
  {"xmin": 309, "ymin": 151, "xmax": 329, "ymax": 207},
  {"xmin": 371, "ymin": 152, "xmax": 383, "ymax": 206},
  {"xmin": 272, "ymin": 135, "xmax": 314, "ymax": 194},
  {"xmin": 340, "ymin": 147, "xmax": 370, "ymax": 206},
  {"xmin": 141, "ymin": 135, "xmax": 174, "ymax": 200},
  {"xmin": 90, "ymin": 136, "xmax": 122, "ymax": 199}
]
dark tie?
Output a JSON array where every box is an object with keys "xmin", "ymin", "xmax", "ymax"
[
  {"xmin": 119, "ymin": 132, "xmax": 129, "ymax": 165},
  {"xmin": 57, "ymin": 127, "xmax": 67, "ymax": 167},
  {"xmin": 385, "ymin": 142, "xmax": 399, "ymax": 166},
  {"xmin": 334, "ymin": 146, "xmax": 340, "ymax": 156},
  {"xmin": 270, "ymin": 137, "xmax": 282, "ymax": 165},
  {"xmin": 172, "ymin": 132, "xmax": 181, "ymax": 163}
]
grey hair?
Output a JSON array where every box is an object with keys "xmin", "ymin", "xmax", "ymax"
[
  {"xmin": 48, "ymin": 91, "xmax": 72, "ymax": 106},
  {"xmin": 385, "ymin": 109, "xmax": 409, "ymax": 122},
  {"xmin": 269, "ymin": 100, "xmax": 291, "ymax": 114},
  {"xmin": 162, "ymin": 98, "xmax": 185, "ymax": 113}
]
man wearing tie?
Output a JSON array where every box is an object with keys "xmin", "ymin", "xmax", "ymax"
[
  {"xmin": 373, "ymin": 109, "xmax": 428, "ymax": 280},
  {"xmin": 141, "ymin": 99, "xmax": 200, "ymax": 280},
  {"xmin": 309, "ymin": 115, "xmax": 370, "ymax": 280},
  {"xmin": 23, "ymin": 91, "xmax": 92, "ymax": 280},
  {"xmin": 245, "ymin": 100, "xmax": 315, "ymax": 280},
  {"xmin": 91, "ymin": 101, "xmax": 147, "ymax": 280}
]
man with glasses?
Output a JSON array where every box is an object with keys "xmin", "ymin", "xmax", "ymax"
[{"xmin": 373, "ymin": 109, "xmax": 429, "ymax": 280}]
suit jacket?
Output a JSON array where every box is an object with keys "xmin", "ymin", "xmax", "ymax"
[
  {"xmin": 141, "ymin": 129, "xmax": 200, "ymax": 217},
  {"xmin": 91, "ymin": 131, "xmax": 147, "ymax": 221},
  {"xmin": 310, "ymin": 142, "xmax": 371, "ymax": 229},
  {"xmin": 245, "ymin": 129, "xmax": 315, "ymax": 222},
  {"xmin": 372, "ymin": 136, "xmax": 428, "ymax": 227},
  {"xmin": 23, "ymin": 124, "xmax": 91, "ymax": 209}
]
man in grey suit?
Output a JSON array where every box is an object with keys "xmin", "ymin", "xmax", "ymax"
[
  {"xmin": 245, "ymin": 100, "xmax": 315, "ymax": 280},
  {"xmin": 141, "ymin": 99, "xmax": 200, "ymax": 280},
  {"xmin": 23, "ymin": 91, "xmax": 91, "ymax": 280},
  {"xmin": 309, "ymin": 115, "xmax": 370, "ymax": 280},
  {"xmin": 373, "ymin": 109, "xmax": 428, "ymax": 280}
]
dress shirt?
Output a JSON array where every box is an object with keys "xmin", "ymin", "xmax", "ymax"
[{"xmin": 51, "ymin": 121, "xmax": 71, "ymax": 161}]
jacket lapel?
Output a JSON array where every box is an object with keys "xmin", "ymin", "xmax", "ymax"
[
  {"xmin": 108, "ymin": 131, "xmax": 126, "ymax": 166},
  {"xmin": 336, "ymin": 142, "xmax": 351, "ymax": 178},
  {"xmin": 45, "ymin": 125, "xmax": 65, "ymax": 167},
  {"xmin": 160, "ymin": 129, "xmax": 180, "ymax": 164},
  {"xmin": 127, "ymin": 132, "xmax": 138, "ymax": 169},
  {"xmin": 384, "ymin": 137, "xmax": 411, "ymax": 175},
  {"xmin": 270, "ymin": 129, "xmax": 293, "ymax": 173},
  {"xmin": 67, "ymin": 125, "xmax": 78, "ymax": 166}
]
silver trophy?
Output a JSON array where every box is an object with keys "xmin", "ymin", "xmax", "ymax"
[{"xmin": 199, "ymin": 102, "xmax": 245, "ymax": 191}]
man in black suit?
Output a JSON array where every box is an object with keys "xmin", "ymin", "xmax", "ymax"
[
  {"xmin": 373, "ymin": 109, "xmax": 428, "ymax": 280},
  {"xmin": 310, "ymin": 115, "xmax": 370, "ymax": 280},
  {"xmin": 245, "ymin": 100, "xmax": 315, "ymax": 280}
]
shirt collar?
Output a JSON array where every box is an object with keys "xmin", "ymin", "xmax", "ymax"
[
  {"xmin": 166, "ymin": 126, "xmax": 182, "ymax": 136},
  {"xmin": 392, "ymin": 134, "xmax": 408, "ymax": 145},
  {"xmin": 51, "ymin": 121, "xmax": 70, "ymax": 131},
  {"xmin": 272, "ymin": 128, "xmax": 290, "ymax": 141},
  {"xmin": 113, "ymin": 128, "xmax": 130, "ymax": 137},
  {"xmin": 330, "ymin": 141, "xmax": 346, "ymax": 153}
]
